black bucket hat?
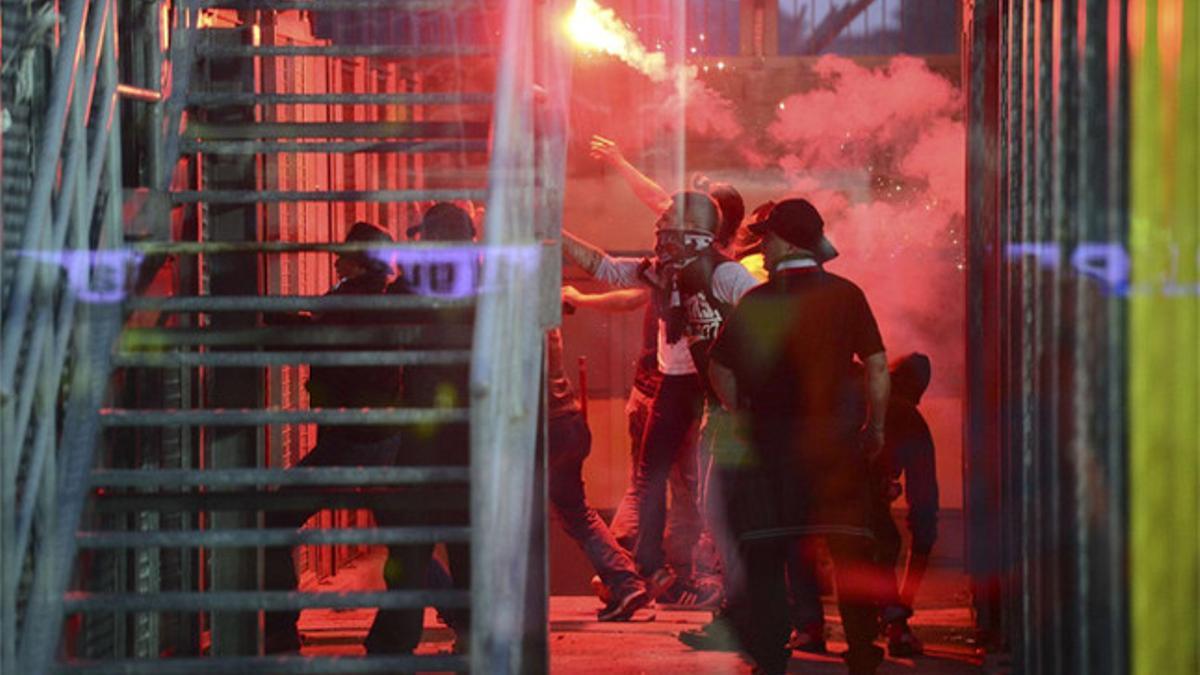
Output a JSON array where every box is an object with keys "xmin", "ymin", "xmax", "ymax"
[{"xmin": 747, "ymin": 198, "xmax": 839, "ymax": 263}]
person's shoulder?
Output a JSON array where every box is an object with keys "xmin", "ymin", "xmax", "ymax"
[
  {"xmin": 822, "ymin": 271, "xmax": 872, "ymax": 298},
  {"xmin": 731, "ymin": 279, "xmax": 778, "ymax": 309}
]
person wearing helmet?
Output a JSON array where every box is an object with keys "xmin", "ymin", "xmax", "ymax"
[{"xmin": 563, "ymin": 191, "xmax": 760, "ymax": 597}]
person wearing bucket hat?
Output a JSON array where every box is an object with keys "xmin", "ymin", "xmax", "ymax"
[
  {"xmin": 747, "ymin": 198, "xmax": 839, "ymax": 265},
  {"xmin": 706, "ymin": 196, "xmax": 891, "ymax": 675}
]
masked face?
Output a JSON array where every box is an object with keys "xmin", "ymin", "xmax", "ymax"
[{"xmin": 654, "ymin": 228, "xmax": 714, "ymax": 265}]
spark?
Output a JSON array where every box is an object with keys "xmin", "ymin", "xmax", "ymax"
[{"xmin": 565, "ymin": 0, "xmax": 668, "ymax": 81}]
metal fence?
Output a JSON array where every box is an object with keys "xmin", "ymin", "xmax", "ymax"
[{"xmin": 965, "ymin": 1, "xmax": 1129, "ymax": 673}]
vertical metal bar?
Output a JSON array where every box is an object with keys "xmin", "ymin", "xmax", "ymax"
[
  {"xmin": 157, "ymin": 0, "xmax": 197, "ymax": 192},
  {"xmin": 1034, "ymin": 2, "xmax": 1060, "ymax": 671},
  {"xmin": 471, "ymin": 0, "xmax": 548, "ymax": 670},
  {"xmin": 1100, "ymin": 2, "xmax": 1130, "ymax": 672},
  {"xmin": 964, "ymin": 0, "xmax": 1004, "ymax": 654},
  {"xmin": 147, "ymin": 0, "xmax": 166, "ymax": 185},
  {"xmin": 1053, "ymin": 2, "xmax": 1087, "ymax": 673}
]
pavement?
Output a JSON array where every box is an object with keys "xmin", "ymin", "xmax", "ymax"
[{"xmin": 298, "ymin": 548, "xmax": 984, "ymax": 673}]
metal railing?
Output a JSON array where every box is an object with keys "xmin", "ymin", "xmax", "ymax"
[
  {"xmin": 1, "ymin": 0, "xmax": 127, "ymax": 670},
  {"xmin": 2, "ymin": 0, "xmax": 573, "ymax": 670}
]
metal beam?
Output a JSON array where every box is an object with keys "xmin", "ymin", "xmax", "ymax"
[
  {"xmin": 76, "ymin": 526, "xmax": 472, "ymax": 548},
  {"xmin": 63, "ymin": 590, "xmax": 469, "ymax": 612}
]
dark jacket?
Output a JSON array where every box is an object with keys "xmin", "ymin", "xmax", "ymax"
[
  {"xmin": 386, "ymin": 273, "xmax": 475, "ymax": 466},
  {"xmin": 268, "ymin": 271, "xmax": 400, "ymax": 443},
  {"xmin": 884, "ymin": 353, "xmax": 939, "ymax": 553}
]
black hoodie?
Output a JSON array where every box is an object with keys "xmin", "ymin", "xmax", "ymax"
[{"xmin": 884, "ymin": 353, "xmax": 939, "ymax": 553}]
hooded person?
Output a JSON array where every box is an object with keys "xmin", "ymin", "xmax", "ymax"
[
  {"xmin": 374, "ymin": 202, "xmax": 478, "ymax": 651},
  {"xmin": 874, "ymin": 352, "xmax": 938, "ymax": 657},
  {"xmin": 262, "ymin": 221, "xmax": 408, "ymax": 654}
]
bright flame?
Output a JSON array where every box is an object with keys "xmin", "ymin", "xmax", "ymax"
[{"xmin": 566, "ymin": 0, "xmax": 668, "ymax": 82}]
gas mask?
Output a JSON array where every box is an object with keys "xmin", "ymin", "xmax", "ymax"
[{"xmin": 654, "ymin": 228, "xmax": 715, "ymax": 266}]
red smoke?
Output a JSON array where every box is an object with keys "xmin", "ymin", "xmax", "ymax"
[{"xmin": 767, "ymin": 56, "xmax": 966, "ymax": 395}]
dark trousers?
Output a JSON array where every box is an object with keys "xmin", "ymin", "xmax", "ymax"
[
  {"xmin": 263, "ymin": 429, "xmax": 469, "ymax": 654},
  {"xmin": 631, "ymin": 374, "xmax": 704, "ymax": 575},
  {"xmin": 869, "ymin": 491, "xmax": 908, "ymax": 619},
  {"xmin": 548, "ymin": 412, "xmax": 642, "ymax": 595},
  {"xmin": 609, "ymin": 386, "xmax": 699, "ymax": 575},
  {"xmin": 731, "ymin": 535, "xmax": 885, "ymax": 675},
  {"xmin": 786, "ymin": 537, "xmax": 827, "ymax": 631}
]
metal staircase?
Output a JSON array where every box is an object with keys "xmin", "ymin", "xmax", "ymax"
[{"xmin": 2, "ymin": 0, "xmax": 570, "ymax": 671}]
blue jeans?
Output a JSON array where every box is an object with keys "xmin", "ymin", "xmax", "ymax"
[
  {"xmin": 549, "ymin": 412, "xmax": 643, "ymax": 595},
  {"xmin": 609, "ymin": 385, "xmax": 700, "ymax": 576},
  {"xmin": 631, "ymin": 374, "xmax": 705, "ymax": 575}
]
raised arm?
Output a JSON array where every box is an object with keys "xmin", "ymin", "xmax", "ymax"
[
  {"xmin": 562, "ymin": 286, "xmax": 649, "ymax": 313},
  {"xmin": 562, "ymin": 231, "xmax": 645, "ymax": 288},
  {"xmin": 591, "ymin": 135, "xmax": 671, "ymax": 214},
  {"xmin": 562, "ymin": 231, "xmax": 606, "ymax": 277}
]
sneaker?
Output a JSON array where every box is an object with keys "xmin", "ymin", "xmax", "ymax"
[
  {"xmin": 597, "ymin": 587, "xmax": 653, "ymax": 622},
  {"xmin": 590, "ymin": 574, "xmax": 613, "ymax": 605},
  {"xmin": 886, "ymin": 620, "xmax": 924, "ymax": 657},
  {"xmin": 786, "ymin": 623, "xmax": 827, "ymax": 654},
  {"xmin": 644, "ymin": 567, "xmax": 677, "ymax": 601},
  {"xmin": 658, "ymin": 578, "xmax": 723, "ymax": 610},
  {"xmin": 677, "ymin": 617, "xmax": 739, "ymax": 652}
]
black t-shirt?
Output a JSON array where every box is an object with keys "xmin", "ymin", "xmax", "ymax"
[{"xmin": 709, "ymin": 266, "xmax": 884, "ymax": 533}]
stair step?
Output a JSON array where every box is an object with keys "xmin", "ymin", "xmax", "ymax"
[
  {"xmin": 130, "ymin": 240, "xmax": 481, "ymax": 255},
  {"xmin": 64, "ymin": 589, "xmax": 469, "ymax": 613},
  {"xmin": 76, "ymin": 525, "xmax": 472, "ymax": 548},
  {"xmin": 91, "ymin": 486, "xmax": 469, "ymax": 513},
  {"xmin": 58, "ymin": 654, "xmax": 469, "ymax": 673},
  {"xmin": 196, "ymin": 43, "xmax": 492, "ymax": 58},
  {"xmin": 198, "ymin": 0, "xmax": 478, "ymax": 10},
  {"xmin": 98, "ymin": 407, "xmax": 468, "ymax": 427},
  {"xmin": 114, "ymin": 349, "xmax": 470, "ymax": 368},
  {"xmin": 186, "ymin": 91, "xmax": 493, "ymax": 106},
  {"xmin": 185, "ymin": 121, "xmax": 489, "ymax": 140},
  {"xmin": 90, "ymin": 466, "xmax": 468, "ymax": 487},
  {"xmin": 120, "ymin": 325, "xmax": 465, "ymax": 348},
  {"xmin": 170, "ymin": 188, "xmax": 488, "ymax": 204},
  {"xmin": 180, "ymin": 138, "xmax": 489, "ymax": 154},
  {"xmin": 127, "ymin": 294, "xmax": 474, "ymax": 312}
]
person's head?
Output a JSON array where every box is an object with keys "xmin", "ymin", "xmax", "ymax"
[
  {"xmin": 653, "ymin": 191, "xmax": 720, "ymax": 264},
  {"xmin": 407, "ymin": 202, "xmax": 477, "ymax": 242},
  {"xmin": 747, "ymin": 198, "xmax": 839, "ymax": 271},
  {"xmin": 890, "ymin": 352, "xmax": 932, "ymax": 404},
  {"xmin": 708, "ymin": 182, "xmax": 745, "ymax": 250},
  {"xmin": 732, "ymin": 201, "xmax": 774, "ymax": 259},
  {"xmin": 337, "ymin": 221, "xmax": 394, "ymax": 280}
]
